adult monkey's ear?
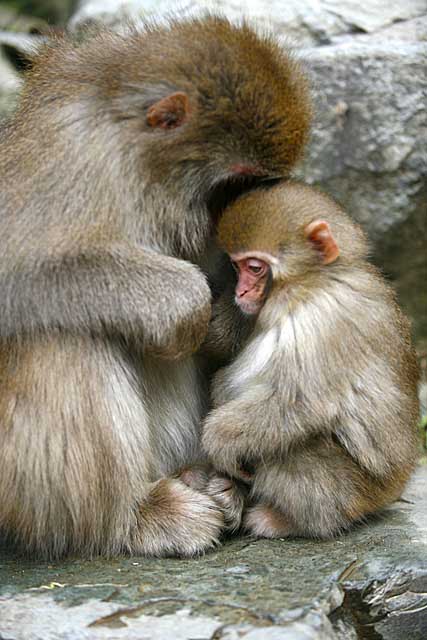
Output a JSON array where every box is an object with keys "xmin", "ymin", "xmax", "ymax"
[
  {"xmin": 304, "ymin": 220, "xmax": 340, "ymax": 265},
  {"xmin": 146, "ymin": 92, "xmax": 190, "ymax": 130}
]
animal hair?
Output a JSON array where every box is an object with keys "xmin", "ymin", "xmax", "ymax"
[
  {"xmin": 0, "ymin": 17, "xmax": 311, "ymax": 557},
  {"xmin": 203, "ymin": 182, "xmax": 420, "ymax": 538}
]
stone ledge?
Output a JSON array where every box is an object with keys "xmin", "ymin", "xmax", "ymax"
[{"xmin": 1, "ymin": 466, "xmax": 426, "ymax": 639}]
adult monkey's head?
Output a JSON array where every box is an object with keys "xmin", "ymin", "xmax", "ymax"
[
  {"xmin": 139, "ymin": 18, "xmax": 311, "ymax": 224},
  {"xmin": 21, "ymin": 16, "xmax": 311, "ymax": 258}
]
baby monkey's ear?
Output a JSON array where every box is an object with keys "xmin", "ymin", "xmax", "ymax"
[
  {"xmin": 146, "ymin": 92, "xmax": 190, "ymax": 130},
  {"xmin": 304, "ymin": 220, "xmax": 340, "ymax": 265}
]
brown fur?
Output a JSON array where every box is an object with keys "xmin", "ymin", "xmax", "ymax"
[
  {"xmin": 0, "ymin": 18, "xmax": 311, "ymax": 558},
  {"xmin": 179, "ymin": 465, "xmax": 245, "ymax": 532},
  {"xmin": 203, "ymin": 181, "xmax": 420, "ymax": 538}
]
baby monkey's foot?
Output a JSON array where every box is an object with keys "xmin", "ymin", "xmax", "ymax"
[
  {"xmin": 207, "ymin": 475, "xmax": 247, "ymax": 532},
  {"xmin": 179, "ymin": 465, "xmax": 247, "ymax": 532},
  {"xmin": 243, "ymin": 504, "xmax": 292, "ymax": 538}
]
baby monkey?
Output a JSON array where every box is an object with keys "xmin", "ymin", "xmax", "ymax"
[{"xmin": 202, "ymin": 182, "xmax": 420, "ymax": 539}]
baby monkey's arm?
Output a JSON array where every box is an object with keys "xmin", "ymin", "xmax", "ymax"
[{"xmin": 202, "ymin": 384, "xmax": 284, "ymax": 480}]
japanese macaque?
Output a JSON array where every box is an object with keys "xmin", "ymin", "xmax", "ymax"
[
  {"xmin": 202, "ymin": 182, "xmax": 420, "ymax": 538},
  {"xmin": 0, "ymin": 17, "xmax": 311, "ymax": 558}
]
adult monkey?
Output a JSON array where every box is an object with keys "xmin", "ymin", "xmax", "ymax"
[{"xmin": 0, "ymin": 17, "xmax": 311, "ymax": 558}]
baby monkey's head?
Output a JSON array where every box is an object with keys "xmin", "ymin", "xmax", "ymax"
[{"xmin": 218, "ymin": 182, "xmax": 368, "ymax": 315}]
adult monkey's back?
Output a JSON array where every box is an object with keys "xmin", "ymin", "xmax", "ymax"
[{"xmin": 0, "ymin": 16, "xmax": 311, "ymax": 558}]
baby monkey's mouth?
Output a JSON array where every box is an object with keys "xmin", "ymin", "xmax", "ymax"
[{"xmin": 206, "ymin": 175, "xmax": 282, "ymax": 226}]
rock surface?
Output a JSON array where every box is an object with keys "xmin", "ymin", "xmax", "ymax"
[
  {"xmin": 0, "ymin": 465, "xmax": 426, "ymax": 639},
  {"xmin": 299, "ymin": 40, "xmax": 427, "ymax": 352},
  {"xmin": 70, "ymin": 0, "xmax": 427, "ymax": 46},
  {"xmin": 0, "ymin": 52, "xmax": 19, "ymax": 121}
]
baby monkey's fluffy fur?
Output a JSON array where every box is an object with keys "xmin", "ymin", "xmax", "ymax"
[{"xmin": 203, "ymin": 182, "xmax": 419, "ymax": 538}]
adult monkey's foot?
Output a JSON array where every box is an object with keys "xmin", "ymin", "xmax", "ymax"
[{"xmin": 134, "ymin": 478, "xmax": 224, "ymax": 556}]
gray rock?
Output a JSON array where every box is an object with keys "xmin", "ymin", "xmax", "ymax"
[
  {"xmin": 0, "ymin": 5, "xmax": 48, "ymax": 35},
  {"xmin": 298, "ymin": 40, "xmax": 427, "ymax": 350},
  {"xmin": 0, "ymin": 31, "xmax": 46, "ymax": 121},
  {"xmin": 0, "ymin": 466, "xmax": 426, "ymax": 639},
  {"xmin": 320, "ymin": 0, "xmax": 427, "ymax": 33},
  {"xmin": 331, "ymin": 14, "xmax": 427, "ymax": 44},
  {"xmin": 70, "ymin": 0, "xmax": 345, "ymax": 45},
  {"xmin": 70, "ymin": 0, "xmax": 159, "ymax": 31},
  {"xmin": 0, "ymin": 50, "xmax": 20, "ymax": 121},
  {"xmin": 70, "ymin": 0, "xmax": 427, "ymax": 45},
  {"xmin": 0, "ymin": 30, "xmax": 45, "ymax": 58}
]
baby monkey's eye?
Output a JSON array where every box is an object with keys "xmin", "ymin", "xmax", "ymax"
[{"xmin": 247, "ymin": 258, "xmax": 267, "ymax": 275}]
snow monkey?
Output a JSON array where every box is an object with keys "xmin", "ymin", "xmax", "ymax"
[
  {"xmin": 0, "ymin": 17, "xmax": 311, "ymax": 557},
  {"xmin": 203, "ymin": 181, "xmax": 419, "ymax": 538}
]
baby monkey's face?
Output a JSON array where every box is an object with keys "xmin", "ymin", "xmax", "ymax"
[
  {"xmin": 230, "ymin": 255, "xmax": 271, "ymax": 315},
  {"xmin": 221, "ymin": 184, "xmax": 346, "ymax": 317}
]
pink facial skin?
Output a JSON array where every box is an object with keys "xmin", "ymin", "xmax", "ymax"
[{"xmin": 231, "ymin": 257, "xmax": 270, "ymax": 315}]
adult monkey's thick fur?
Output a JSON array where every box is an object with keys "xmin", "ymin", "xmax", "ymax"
[{"xmin": 0, "ymin": 17, "xmax": 311, "ymax": 557}]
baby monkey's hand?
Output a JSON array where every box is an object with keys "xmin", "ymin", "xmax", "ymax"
[{"xmin": 202, "ymin": 412, "xmax": 262, "ymax": 482}]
